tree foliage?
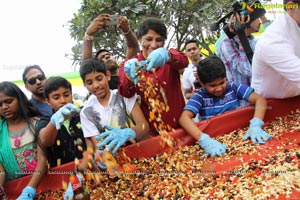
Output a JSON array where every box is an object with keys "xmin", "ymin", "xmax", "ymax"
[{"xmin": 68, "ymin": 0, "xmax": 233, "ymax": 67}]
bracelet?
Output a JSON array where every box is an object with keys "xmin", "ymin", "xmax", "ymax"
[
  {"xmin": 84, "ymin": 32, "xmax": 94, "ymax": 41},
  {"xmin": 121, "ymin": 28, "xmax": 131, "ymax": 35}
]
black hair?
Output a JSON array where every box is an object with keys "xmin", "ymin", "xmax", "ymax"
[
  {"xmin": 43, "ymin": 76, "xmax": 72, "ymax": 98},
  {"xmin": 0, "ymin": 81, "xmax": 46, "ymax": 152},
  {"xmin": 283, "ymin": 0, "xmax": 300, "ymax": 10},
  {"xmin": 197, "ymin": 56, "xmax": 226, "ymax": 84},
  {"xmin": 22, "ymin": 65, "xmax": 45, "ymax": 84},
  {"xmin": 95, "ymin": 49, "xmax": 109, "ymax": 59},
  {"xmin": 184, "ymin": 39, "xmax": 200, "ymax": 49},
  {"xmin": 137, "ymin": 17, "xmax": 167, "ymax": 41},
  {"xmin": 79, "ymin": 58, "xmax": 107, "ymax": 82}
]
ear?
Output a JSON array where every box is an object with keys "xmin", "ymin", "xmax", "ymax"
[
  {"xmin": 199, "ymin": 80, "xmax": 205, "ymax": 87},
  {"xmin": 106, "ymin": 70, "xmax": 111, "ymax": 81},
  {"xmin": 24, "ymin": 83, "xmax": 30, "ymax": 91}
]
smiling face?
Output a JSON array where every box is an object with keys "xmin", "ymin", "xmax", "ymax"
[
  {"xmin": 83, "ymin": 71, "xmax": 111, "ymax": 100},
  {"xmin": 0, "ymin": 92, "xmax": 19, "ymax": 120},
  {"xmin": 140, "ymin": 29, "xmax": 165, "ymax": 59},
  {"xmin": 46, "ymin": 87, "xmax": 73, "ymax": 112},
  {"xmin": 201, "ymin": 77, "xmax": 227, "ymax": 97}
]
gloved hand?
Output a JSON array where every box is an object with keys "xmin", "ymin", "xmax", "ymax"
[
  {"xmin": 96, "ymin": 125, "xmax": 136, "ymax": 154},
  {"xmin": 50, "ymin": 103, "xmax": 80, "ymax": 129},
  {"xmin": 198, "ymin": 133, "xmax": 226, "ymax": 157},
  {"xmin": 16, "ymin": 186, "xmax": 36, "ymax": 200},
  {"xmin": 63, "ymin": 182, "xmax": 74, "ymax": 200},
  {"xmin": 146, "ymin": 47, "xmax": 169, "ymax": 71},
  {"xmin": 124, "ymin": 58, "xmax": 139, "ymax": 84},
  {"xmin": 243, "ymin": 117, "xmax": 272, "ymax": 144}
]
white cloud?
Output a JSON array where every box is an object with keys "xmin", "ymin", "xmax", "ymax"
[{"xmin": 0, "ymin": 0, "xmax": 82, "ymax": 81}]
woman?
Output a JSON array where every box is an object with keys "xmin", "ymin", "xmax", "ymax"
[
  {"xmin": 118, "ymin": 17, "xmax": 188, "ymax": 135},
  {"xmin": 0, "ymin": 81, "xmax": 47, "ymax": 199}
]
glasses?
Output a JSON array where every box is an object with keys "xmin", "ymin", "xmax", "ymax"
[{"xmin": 27, "ymin": 74, "xmax": 46, "ymax": 85}]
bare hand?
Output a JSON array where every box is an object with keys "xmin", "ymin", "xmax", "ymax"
[{"xmin": 86, "ymin": 14, "xmax": 111, "ymax": 36}]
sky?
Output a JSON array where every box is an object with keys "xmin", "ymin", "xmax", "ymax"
[{"xmin": 0, "ymin": 0, "xmax": 82, "ymax": 82}]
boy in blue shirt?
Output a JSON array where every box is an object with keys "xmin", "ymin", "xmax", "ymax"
[{"xmin": 179, "ymin": 56, "xmax": 272, "ymax": 157}]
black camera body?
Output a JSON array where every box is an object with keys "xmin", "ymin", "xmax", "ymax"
[{"xmin": 211, "ymin": 0, "xmax": 266, "ymax": 38}]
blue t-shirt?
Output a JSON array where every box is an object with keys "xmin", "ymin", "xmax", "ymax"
[
  {"xmin": 184, "ymin": 82, "xmax": 254, "ymax": 120},
  {"xmin": 30, "ymin": 97, "xmax": 53, "ymax": 117}
]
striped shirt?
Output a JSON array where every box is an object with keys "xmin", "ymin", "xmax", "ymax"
[{"xmin": 184, "ymin": 82, "xmax": 253, "ymax": 120}]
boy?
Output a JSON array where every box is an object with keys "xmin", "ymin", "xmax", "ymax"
[
  {"xmin": 39, "ymin": 76, "xmax": 86, "ymax": 167},
  {"xmin": 79, "ymin": 58, "xmax": 149, "ymax": 154},
  {"xmin": 179, "ymin": 56, "xmax": 272, "ymax": 157}
]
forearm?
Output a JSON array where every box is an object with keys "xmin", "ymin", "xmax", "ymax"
[
  {"xmin": 179, "ymin": 112, "xmax": 203, "ymax": 141},
  {"xmin": 27, "ymin": 147, "xmax": 47, "ymax": 188},
  {"xmin": 82, "ymin": 39, "xmax": 94, "ymax": 61},
  {"xmin": 123, "ymin": 29, "xmax": 139, "ymax": 59},
  {"xmin": 131, "ymin": 122, "xmax": 150, "ymax": 141},
  {"xmin": 39, "ymin": 124, "xmax": 58, "ymax": 147},
  {"xmin": 253, "ymin": 96, "xmax": 267, "ymax": 121},
  {"xmin": 168, "ymin": 48, "xmax": 189, "ymax": 70},
  {"xmin": 0, "ymin": 163, "xmax": 5, "ymax": 185}
]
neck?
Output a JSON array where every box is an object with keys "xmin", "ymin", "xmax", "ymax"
[
  {"xmin": 192, "ymin": 57, "xmax": 201, "ymax": 65},
  {"xmin": 32, "ymin": 94, "xmax": 46, "ymax": 103},
  {"xmin": 97, "ymin": 90, "xmax": 111, "ymax": 107},
  {"xmin": 110, "ymin": 68, "xmax": 119, "ymax": 76}
]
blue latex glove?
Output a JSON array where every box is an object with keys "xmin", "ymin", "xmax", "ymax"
[
  {"xmin": 198, "ymin": 133, "xmax": 226, "ymax": 157},
  {"xmin": 124, "ymin": 59, "xmax": 148, "ymax": 85},
  {"xmin": 243, "ymin": 117, "xmax": 272, "ymax": 144},
  {"xmin": 146, "ymin": 47, "xmax": 169, "ymax": 71},
  {"xmin": 63, "ymin": 182, "xmax": 74, "ymax": 200},
  {"xmin": 16, "ymin": 186, "xmax": 36, "ymax": 200},
  {"xmin": 96, "ymin": 125, "xmax": 136, "ymax": 154},
  {"xmin": 50, "ymin": 103, "xmax": 80, "ymax": 129}
]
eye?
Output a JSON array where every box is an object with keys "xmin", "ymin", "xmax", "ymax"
[{"xmin": 85, "ymin": 80, "xmax": 92, "ymax": 85}]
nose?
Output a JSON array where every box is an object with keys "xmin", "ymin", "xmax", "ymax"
[{"xmin": 35, "ymin": 78, "xmax": 42, "ymax": 84}]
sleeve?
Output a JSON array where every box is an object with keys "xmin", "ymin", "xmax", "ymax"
[
  {"xmin": 36, "ymin": 116, "xmax": 50, "ymax": 133},
  {"xmin": 182, "ymin": 68, "xmax": 193, "ymax": 90},
  {"xmin": 261, "ymin": 41, "xmax": 300, "ymax": 82},
  {"xmin": 118, "ymin": 58, "xmax": 138, "ymax": 98},
  {"xmin": 80, "ymin": 108, "xmax": 100, "ymax": 138},
  {"xmin": 219, "ymin": 37, "xmax": 252, "ymax": 77},
  {"xmin": 168, "ymin": 48, "xmax": 189, "ymax": 71},
  {"xmin": 231, "ymin": 82, "xmax": 254, "ymax": 101},
  {"xmin": 183, "ymin": 92, "xmax": 204, "ymax": 117}
]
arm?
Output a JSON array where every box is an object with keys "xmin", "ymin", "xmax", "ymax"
[
  {"xmin": 168, "ymin": 49, "xmax": 189, "ymax": 71},
  {"xmin": 118, "ymin": 59, "xmax": 137, "ymax": 98},
  {"xmin": 39, "ymin": 123, "xmax": 58, "ymax": 147},
  {"xmin": 183, "ymin": 88, "xmax": 194, "ymax": 100},
  {"xmin": 179, "ymin": 110, "xmax": 203, "ymax": 141},
  {"xmin": 247, "ymin": 92, "xmax": 267, "ymax": 120},
  {"xmin": 118, "ymin": 16, "xmax": 139, "ymax": 59},
  {"xmin": 130, "ymin": 101, "xmax": 150, "ymax": 141},
  {"xmin": 26, "ymin": 145, "xmax": 47, "ymax": 188},
  {"xmin": 82, "ymin": 14, "xmax": 111, "ymax": 61}
]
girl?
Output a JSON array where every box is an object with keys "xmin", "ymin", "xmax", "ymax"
[{"xmin": 0, "ymin": 81, "xmax": 47, "ymax": 199}]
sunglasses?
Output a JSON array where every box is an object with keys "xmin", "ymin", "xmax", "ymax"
[{"xmin": 27, "ymin": 74, "xmax": 46, "ymax": 85}]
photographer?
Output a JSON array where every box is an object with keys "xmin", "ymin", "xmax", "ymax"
[
  {"xmin": 251, "ymin": 0, "xmax": 300, "ymax": 99},
  {"xmin": 219, "ymin": 1, "xmax": 266, "ymax": 87}
]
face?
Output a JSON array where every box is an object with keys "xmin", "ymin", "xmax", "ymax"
[
  {"xmin": 97, "ymin": 51, "xmax": 118, "ymax": 72},
  {"xmin": 46, "ymin": 87, "xmax": 73, "ymax": 112},
  {"xmin": 248, "ymin": 18, "xmax": 261, "ymax": 34},
  {"xmin": 201, "ymin": 77, "xmax": 227, "ymax": 97},
  {"xmin": 25, "ymin": 69, "xmax": 46, "ymax": 97},
  {"xmin": 140, "ymin": 29, "xmax": 165, "ymax": 59},
  {"xmin": 0, "ymin": 92, "xmax": 19, "ymax": 120},
  {"xmin": 84, "ymin": 71, "xmax": 110, "ymax": 99},
  {"xmin": 288, "ymin": 7, "xmax": 300, "ymax": 27},
  {"xmin": 185, "ymin": 42, "xmax": 201, "ymax": 62}
]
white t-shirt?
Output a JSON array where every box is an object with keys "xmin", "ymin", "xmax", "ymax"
[
  {"xmin": 182, "ymin": 63, "xmax": 196, "ymax": 90},
  {"xmin": 251, "ymin": 13, "xmax": 300, "ymax": 98},
  {"xmin": 80, "ymin": 90, "xmax": 137, "ymax": 138}
]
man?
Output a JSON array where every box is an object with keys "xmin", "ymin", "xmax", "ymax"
[
  {"xmin": 82, "ymin": 13, "xmax": 139, "ymax": 89},
  {"xmin": 251, "ymin": 0, "xmax": 300, "ymax": 98},
  {"xmin": 182, "ymin": 39, "xmax": 202, "ymax": 100},
  {"xmin": 22, "ymin": 65, "xmax": 53, "ymax": 117},
  {"xmin": 219, "ymin": 5, "xmax": 266, "ymax": 86}
]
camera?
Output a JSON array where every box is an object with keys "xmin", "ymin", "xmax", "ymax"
[
  {"xmin": 105, "ymin": 14, "xmax": 119, "ymax": 26},
  {"xmin": 211, "ymin": 0, "xmax": 266, "ymax": 38}
]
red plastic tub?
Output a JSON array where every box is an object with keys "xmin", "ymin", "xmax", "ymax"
[{"xmin": 5, "ymin": 95, "xmax": 300, "ymax": 199}]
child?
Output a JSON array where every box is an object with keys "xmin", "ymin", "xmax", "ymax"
[
  {"xmin": 39, "ymin": 76, "xmax": 87, "ymax": 168},
  {"xmin": 0, "ymin": 81, "xmax": 47, "ymax": 199},
  {"xmin": 179, "ymin": 56, "xmax": 272, "ymax": 157},
  {"xmin": 79, "ymin": 58, "xmax": 150, "ymax": 154}
]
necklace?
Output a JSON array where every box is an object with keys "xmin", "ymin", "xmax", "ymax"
[{"xmin": 8, "ymin": 124, "xmax": 28, "ymax": 148}]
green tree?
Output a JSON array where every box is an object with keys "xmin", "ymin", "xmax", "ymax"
[{"xmin": 68, "ymin": 0, "xmax": 233, "ymax": 67}]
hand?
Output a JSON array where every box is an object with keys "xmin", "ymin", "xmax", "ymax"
[
  {"xmin": 146, "ymin": 47, "xmax": 169, "ymax": 71},
  {"xmin": 50, "ymin": 103, "xmax": 80, "ymax": 129},
  {"xmin": 124, "ymin": 58, "xmax": 147, "ymax": 85},
  {"xmin": 198, "ymin": 133, "xmax": 226, "ymax": 157},
  {"xmin": 96, "ymin": 125, "xmax": 136, "ymax": 154},
  {"xmin": 63, "ymin": 183, "xmax": 74, "ymax": 200},
  {"xmin": 243, "ymin": 118, "xmax": 272, "ymax": 144},
  {"xmin": 86, "ymin": 14, "xmax": 110, "ymax": 35},
  {"xmin": 118, "ymin": 16, "xmax": 130, "ymax": 34},
  {"xmin": 16, "ymin": 186, "xmax": 36, "ymax": 200}
]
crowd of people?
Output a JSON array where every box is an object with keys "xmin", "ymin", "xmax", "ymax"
[{"xmin": 0, "ymin": 0, "xmax": 300, "ymax": 199}]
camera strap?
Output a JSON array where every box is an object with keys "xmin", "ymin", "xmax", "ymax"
[{"xmin": 236, "ymin": 31, "xmax": 253, "ymax": 64}]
